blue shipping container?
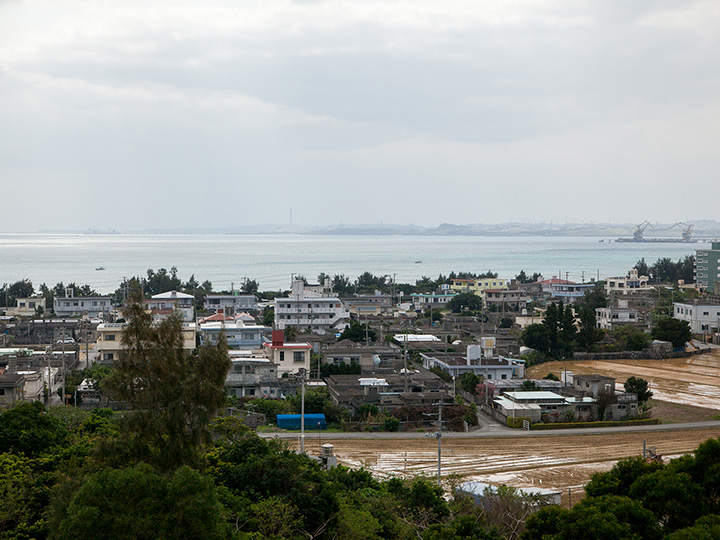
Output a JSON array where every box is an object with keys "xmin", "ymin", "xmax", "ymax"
[{"xmin": 276, "ymin": 414, "xmax": 327, "ymax": 430}]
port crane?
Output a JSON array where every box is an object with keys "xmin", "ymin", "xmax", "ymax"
[
  {"xmin": 633, "ymin": 221, "xmax": 653, "ymax": 241},
  {"xmin": 673, "ymin": 222, "xmax": 694, "ymax": 243}
]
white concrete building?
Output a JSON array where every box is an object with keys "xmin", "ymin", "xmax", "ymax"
[
  {"xmin": 674, "ymin": 302, "xmax": 720, "ymax": 334},
  {"xmin": 54, "ymin": 288, "xmax": 113, "ymax": 318},
  {"xmin": 8, "ymin": 297, "xmax": 46, "ymax": 318},
  {"xmin": 199, "ymin": 319, "xmax": 269, "ymax": 349},
  {"xmin": 595, "ymin": 300, "xmax": 641, "ymax": 330},
  {"xmin": 274, "ymin": 279, "xmax": 349, "ymax": 335},
  {"xmin": 606, "ymin": 269, "xmax": 652, "ymax": 296},
  {"xmin": 204, "ymin": 294, "xmax": 257, "ymax": 314},
  {"xmin": 420, "ymin": 342, "xmax": 525, "ymax": 381},
  {"xmin": 146, "ymin": 290, "xmax": 194, "ymax": 322},
  {"xmin": 263, "ymin": 330, "xmax": 311, "ymax": 375}
]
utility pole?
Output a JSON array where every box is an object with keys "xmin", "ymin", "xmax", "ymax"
[
  {"xmin": 424, "ymin": 399, "xmax": 444, "ymax": 484},
  {"xmin": 300, "ymin": 369, "xmax": 306, "ymax": 453},
  {"xmin": 61, "ymin": 323, "xmax": 66, "ymax": 406}
]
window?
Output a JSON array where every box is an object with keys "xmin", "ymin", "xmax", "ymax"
[
  {"xmin": 29, "ymin": 302, "xmax": 35, "ymax": 308},
  {"xmin": 19, "ymin": 302, "xmax": 26, "ymax": 308},
  {"xmin": 279, "ymin": 351, "xmax": 285, "ymax": 362},
  {"xmin": 102, "ymin": 353, "xmax": 114, "ymax": 361},
  {"xmin": 293, "ymin": 351, "xmax": 305, "ymax": 362},
  {"xmin": 245, "ymin": 388, "xmax": 255, "ymax": 396},
  {"xmin": 0, "ymin": 389, "xmax": 5, "ymax": 396},
  {"xmin": 617, "ymin": 404, "xmax": 627, "ymax": 410},
  {"xmin": 501, "ymin": 374, "xmax": 507, "ymax": 379},
  {"xmin": 245, "ymin": 366, "xmax": 255, "ymax": 374},
  {"xmin": 105, "ymin": 334, "xmax": 116, "ymax": 341}
]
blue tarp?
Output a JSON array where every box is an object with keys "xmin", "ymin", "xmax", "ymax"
[{"xmin": 276, "ymin": 413, "xmax": 327, "ymax": 430}]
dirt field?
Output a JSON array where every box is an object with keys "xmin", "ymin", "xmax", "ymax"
[{"xmin": 312, "ymin": 427, "xmax": 720, "ymax": 506}]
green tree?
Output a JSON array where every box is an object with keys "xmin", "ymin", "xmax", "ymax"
[
  {"xmin": 3, "ymin": 279, "xmax": 34, "ymax": 307},
  {"xmin": 339, "ymin": 319, "xmax": 377, "ymax": 343},
  {"xmin": 613, "ymin": 325, "xmax": 650, "ymax": 351},
  {"xmin": 458, "ymin": 372, "xmax": 480, "ymax": 395},
  {"xmin": 447, "ymin": 293, "xmax": 483, "ymax": 313},
  {"xmin": 576, "ymin": 306, "xmax": 602, "ymax": 351},
  {"xmin": 624, "ymin": 376, "xmax": 653, "ymax": 403},
  {"xmin": 0, "ymin": 401, "xmax": 67, "ymax": 457},
  {"xmin": 102, "ymin": 292, "xmax": 230, "ymax": 471},
  {"xmin": 143, "ymin": 267, "xmax": 182, "ymax": 296},
  {"xmin": 51, "ymin": 464, "xmax": 228, "ymax": 540},
  {"xmin": 652, "ymin": 317, "xmax": 692, "ymax": 348}
]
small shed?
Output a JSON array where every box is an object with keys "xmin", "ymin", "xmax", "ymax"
[{"xmin": 276, "ymin": 413, "xmax": 327, "ymax": 430}]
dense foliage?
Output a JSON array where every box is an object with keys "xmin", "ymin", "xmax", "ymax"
[{"xmin": 523, "ymin": 437, "xmax": 720, "ymax": 539}]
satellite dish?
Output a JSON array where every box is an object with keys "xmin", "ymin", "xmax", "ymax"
[{"xmin": 372, "ymin": 355, "xmax": 381, "ymax": 366}]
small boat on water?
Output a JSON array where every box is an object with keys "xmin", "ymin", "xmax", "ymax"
[
  {"xmin": 415, "ymin": 260, "xmax": 422, "ymax": 264},
  {"xmin": 96, "ymin": 267, "xmax": 105, "ymax": 271}
]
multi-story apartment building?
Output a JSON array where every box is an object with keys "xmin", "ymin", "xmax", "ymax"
[
  {"xmin": 450, "ymin": 277, "xmax": 508, "ymax": 298},
  {"xmin": 203, "ymin": 294, "xmax": 257, "ymax": 314},
  {"xmin": 54, "ymin": 288, "xmax": 113, "ymax": 319},
  {"xmin": 695, "ymin": 242, "xmax": 720, "ymax": 293},
  {"xmin": 274, "ymin": 279, "xmax": 349, "ymax": 335}
]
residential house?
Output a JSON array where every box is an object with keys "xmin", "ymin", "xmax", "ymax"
[
  {"xmin": 225, "ymin": 351, "xmax": 280, "ymax": 398},
  {"xmin": 493, "ymin": 391, "xmax": 596, "ymax": 424},
  {"xmin": 54, "ymin": 287, "xmax": 113, "ymax": 318},
  {"xmin": 8, "ymin": 297, "xmax": 46, "ymax": 318},
  {"xmin": 324, "ymin": 371, "xmax": 451, "ymax": 416},
  {"xmin": 450, "ymin": 277, "xmax": 508, "ymax": 299},
  {"xmin": 199, "ymin": 319, "xmax": 269, "ymax": 350},
  {"xmin": 409, "ymin": 293, "xmax": 457, "ymax": 308},
  {"xmin": 263, "ymin": 330, "xmax": 311, "ymax": 375},
  {"xmin": 323, "ymin": 341, "xmax": 400, "ymax": 373},
  {"xmin": 342, "ymin": 292, "xmax": 393, "ymax": 316},
  {"xmin": 674, "ymin": 301, "xmax": 720, "ymax": 334},
  {"xmin": 145, "ymin": 290, "xmax": 194, "ymax": 322},
  {"xmin": 605, "ymin": 269, "xmax": 652, "ymax": 296},
  {"xmin": 595, "ymin": 300, "xmax": 642, "ymax": 330},
  {"xmin": 695, "ymin": 242, "xmax": 720, "ymax": 293},
  {"xmin": 421, "ymin": 342, "xmax": 525, "ymax": 381},
  {"xmin": 274, "ymin": 279, "xmax": 349, "ymax": 335},
  {"xmin": 95, "ymin": 322, "xmax": 197, "ymax": 363},
  {"xmin": 482, "ymin": 289, "xmax": 530, "ymax": 311},
  {"xmin": 539, "ymin": 278, "xmax": 596, "ymax": 304}
]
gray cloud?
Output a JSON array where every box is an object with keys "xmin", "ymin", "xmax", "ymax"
[{"xmin": 0, "ymin": 0, "xmax": 718, "ymax": 231}]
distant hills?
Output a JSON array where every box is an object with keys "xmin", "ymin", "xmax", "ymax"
[{"xmin": 33, "ymin": 220, "xmax": 720, "ymax": 239}]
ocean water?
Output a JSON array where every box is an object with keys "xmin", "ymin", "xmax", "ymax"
[{"xmin": 0, "ymin": 234, "xmax": 706, "ymax": 294}]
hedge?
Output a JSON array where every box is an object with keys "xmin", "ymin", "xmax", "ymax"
[{"xmin": 529, "ymin": 418, "xmax": 661, "ymax": 430}]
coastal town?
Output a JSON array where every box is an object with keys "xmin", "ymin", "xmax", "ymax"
[
  {"xmin": 2, "ymin": 241, "xmax": 719, "ymax": 428},
  {"xmin": 4, "ymin": 242, "xmax": 720, "ymax": 539}
]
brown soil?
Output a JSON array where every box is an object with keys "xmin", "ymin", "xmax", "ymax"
[{"xmin": 294, "ymin": 427, "xmax": 720, "ymax": 505}]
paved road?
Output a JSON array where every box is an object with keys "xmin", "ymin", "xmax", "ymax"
[{"xmin": 259, "ymin": 419, "xmax": 720, "ymax": 440}]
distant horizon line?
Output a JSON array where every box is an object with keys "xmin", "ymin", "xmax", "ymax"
[{"xmin": 4, "ymin": 219, "xmax": 717, "ymax": 237}]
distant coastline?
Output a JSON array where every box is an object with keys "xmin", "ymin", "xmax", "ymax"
[{"xmin": 28, "ymin": 220, "xmax": 720, "ymax": 240}]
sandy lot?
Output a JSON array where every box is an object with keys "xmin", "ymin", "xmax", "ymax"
[{"xmin": 319, "ymin": 428, "xmax": 719, "ymax": 496}]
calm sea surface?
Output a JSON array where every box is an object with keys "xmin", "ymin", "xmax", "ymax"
[{"xmin": 0, "ymin": 234, "xmax": 707, "ymax": 294}]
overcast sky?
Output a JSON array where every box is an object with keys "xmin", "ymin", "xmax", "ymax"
[{"xmin": 1, "ymin": 0, "xmax": 718, "ymax": 232}]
